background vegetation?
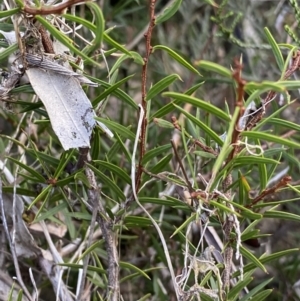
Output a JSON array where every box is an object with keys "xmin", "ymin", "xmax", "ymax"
[{"xmin": 1, "ymin": 0, "xmax": 300, "ymax": 300}]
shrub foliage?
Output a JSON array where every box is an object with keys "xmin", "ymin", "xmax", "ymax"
[{"xmin": 1, "ymin": 0, "xmax": 300, "ymax": 301}]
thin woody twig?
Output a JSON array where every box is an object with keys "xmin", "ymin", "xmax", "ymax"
[
  {"xmin": 222, "ymin": 60, "xmax": 245, "ymax": 291},
  {"xmin": 85, "ymin": 165, "xmax": 119, "ymax": 301},
  {"xmin": 226, "ymin": 59, "xmax": 246, "ymax": 163},
  {"xmin": 246, "ymin": 175, "xmax": 292, "ymax": 208},
  {"xmin": 76, "ymin": 153, "xmax": 98, "ymax": 301},
  {"xmin": 171, "ymin": 116, "xmax": 218, "ymax": 156},
  {"xmin": 135, "ymin": 0, "xmax": 156, "ymax": 192},
  {"xmin": 171, "ymin": 139, "xmax": 194, "ymax": 193},
  {"xmin": 221, "ymin": 173, "xmax": 234, "ymax": 291},
  {"xmin": 22, "ymin": 0, "xmax": 88, "ymax": 15},
  {"xmin": 246, "ymin": 50, "xmax": 300, "ymax": 131}
]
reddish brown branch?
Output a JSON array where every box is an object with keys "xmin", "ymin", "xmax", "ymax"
[
  {"xmin": 171, "ymin": 115, "xmax": 218, "ymax": 156},
  {"xmin": 22, "ymin": 0, "xmax": 88, "ymax": 15},
  {"xmin": 246, "ymin": 175, "xmax": 292, "ymax": 208},
  {"xmin": 135, "ymin": 0, "xmax": 156, "ymax": 192},
  {"xmin": 226, "ymin": 59, "xmax": 246, "ymax": 163},
  {"xmin": 246, "ymin": 50, "xmax": 300, "ymax": 131}
]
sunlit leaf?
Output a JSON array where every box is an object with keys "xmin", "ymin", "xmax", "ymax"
[
  {"xmin": 195, "ymin": 60, "xmax": 232, "ymax": 78},
  {"xmin": 146, "ymin": 74, "xmax": 182, "ymax": 100},
  {"xmin": 241, "ymin": 131, "xmax": 300, "ymax": 148},
  {"xmin": 156, "ymin": 0, "xmax": 182, "ymax": 24},
  {"xmin": 163, "ymin": 92, "xmax": 230, "ymax": 121},
  {"xmin": 153, "ymin": 45, "xmax": 200, "ymax": 75}
]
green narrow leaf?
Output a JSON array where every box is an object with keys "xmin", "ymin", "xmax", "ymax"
[
  {"xmin": 276, "ymin": 80, "xmax": 300, "ymax": 89},
  {"xmin": 66, "ymin": 212, "xmax": 91, "ymax": 220},
  {"xmin": 91, "ymin": 127, "xmax": 101, "ymax": 160},
  {"xmin": 250, "ymin": 290, "xmax": 273, "ymax": 301},
  {"xmin": 245, "ymin": 81, "xmax": 285, "ymax": 92},
  {"xmin": 155, "ymin": 0, "xmax": 182, "ymax": 24},
  {"xmin": 83, "ymin": 2, "xmax": 105, "ymax": 55},
  {"xmin": 173, "ymin": 104, "xmax": 223, "ymax": 145},
  {"xmin": 163, "ymin": 92, "xmax": 230, "ymax": 121},
  {"xmin": 181, "ymin": 128, "xmax": 195, "ymax": 185},
  {"xmin": 171, "ymin": 214, "xmax": 196, "ymax": 237},
  {"xmin": 0, "ymin": 42, "xmax": 18, "ymax": 62},
  {"xmin": 210, "ymin": 200, "xmax": 241, "ymax": 217},
  {"xmin": 265, "ymin": 28, "xmax": 284, "ymax": 71},
  {"xmin": 27, "ymin": 149, "xmax": 60, "ymax": 167},
  {"xmin": 241, "ymin": 131, "xmax": 300, "ymax": 148},
  {"xmin": 92, "ymin": 74, "xmax": 134, "ymax": 107},
  {"xmin": 109, "ymin": 52, "xmax": 144, "ymax": 76},
  {"xmin": 90, "ymin": 77, "xmax": 138, "ymax": 110},
  {"xmin": 264, "ymin": 210, "xmax": 300, "ymax": 222},
  {"xmin": 237, "ymin": 170, "xmax": 251, "ymax": 205},
  {"xmin": 119, "ymin": 261, "xmax": 151, "ymax": 280},
  {"xmin": 140, "ymin": 196, "xmax": 188, "ymax": 208},
  {"xmin": 137, "ymin": 294, "xmax": 152, "ymax": 301},
  {"xmin": 0, "ymin": 7, "xmax": 20, "ymax": 17},
  {"xmin": 62, "ymin": 13, "xmax": 95, "ymax": 32},
  {"xmin": 146, "ymin": 74, "xmax": 182, "ymax": 100},
  {"xmin": 93, "ymin": 160, "xmax": 131, "ymax": 184},
  {"xmin": 34, "ymin": 202, "xmax": 68, "ymax": 222},
  {"xmin": 114, "ymin": 132, "xmax": 132, "ymax": 162},
  {"xmin": 184, "ymin": 81, "xmax": 205, "ymax": 95},
  {"xmin": 227, "ymin": 277, "xmax": 253, "ymax": 299},
  {"xmin": 149, "ymin": 102, "xmax": 175, "ymax": 121},
  {"xmin": 152, "ymin": 45, "xmax": 200, "ymax": 75},
  {"xmin": 232, "ymin": 156, "xmax": 279, "ymax": 166},
  {"xmin": 6, "ymin": 157, "xmax": 45, "ymax": 182},
  {"xmin": 153, "ymin": 118, "xmax": 174, "ymax": 129},
  {"xmin": 281, "ymin": 47, "xmax": 297, "ymax": 79},
  {"xmin": 55, "ymin": 173, "xmax": 76, "ymax": 187},
  {"xmin": 225, "ymin": 200, "xmax": 262, "ymax": 220},
  {"xmin": 239, "ymin": 278, "xmax": 273, "ymax": 301},
  {"xmin": 94, "ymin": 117, "xmax": 135, "ymax": 140},
  {"xmin": 7, "ymin": 282, "xmax": 15, "ymax": 301},
  {"xmin": 43, "ymin": 12, "xmax": 132, "ymax": 59},
  {"xmin": 240, "ymin": 245, "xmax": 267, "ymax": 273},
  {"xmin": 103, "ymin": 32, "xmax": 131, "ymax": 56},
  {"xmin": 35, "ymin": 15, "xmax": 100, "ymax": 67},
  {"xmin": 2, "ymin": 187, "xmax": 37, "ymax": 197},
  {"xmin": 28, "ymin": 185, "xmax": 52, "ymax": 210},
  {"xmin": 142, "ymin": 144, "xmax": 172, "ymax": 164},
  {"xmin": 54, "ymin": 149, "xmax": 75, "ymax": 178},
  {"xmin": 194, "ymin": 60, "xmax": 232, "ymax": 78},
  {"xmin": 241, "ymin": 229, "xmax": 261, "ymax": 242},
  {"xmin": 149, "ymin": 82, "xmax": 203, "ymax": 120},
  {"xmin": 259, "ymin": 248, "xmax": 298, "ymax": 264},
  {"xmin": 16, "ymin": 289, "xmax": 23, "ymax": 301},
  {"xmin": 149, "ymin": 153, "xmax": 172, "ymax": 174},
  {"xmin": 267, "ymin": 117, "xmax": 300, "ymax": 131},
  {"xmin": 258, "ymin": 166, "xmax": 268, "ymax": 194},
  {"xmin": 125, "ymin": 216, "xmax": 153, "ymax": 227},
  {"xmin": 86, "ymin": 163, "xmax": 125, "ymax": 201},
  {"xmin": 77, "ymin": 241, "xmax": 103, "ymax": 262},
  {"xmin": 139, "ymin": 197, "xmax": 175, "ymax": 206}
]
